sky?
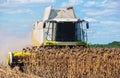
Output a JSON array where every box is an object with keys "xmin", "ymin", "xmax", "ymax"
[
  {"xmin": 0, "ymin": 1, "xmax": 120, "ymax": 50},
  {"xmin": 0, "ymin": 0, "xmax": 120, "ymax": 64}
]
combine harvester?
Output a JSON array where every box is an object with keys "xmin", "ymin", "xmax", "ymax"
[{"xmin": 7, "ymin": 6, "xmax": 89, "ymax": 68}]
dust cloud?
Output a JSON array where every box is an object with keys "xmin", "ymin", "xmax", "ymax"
[{"xmin": 0, "ymin": 30, "xmax": 31, "ymax": 65}]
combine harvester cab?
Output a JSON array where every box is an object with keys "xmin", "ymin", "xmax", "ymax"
[{"xmin": 32, "ymin": 6, "xmax": 89, "ymax": 47}]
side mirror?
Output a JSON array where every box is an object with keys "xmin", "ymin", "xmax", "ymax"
[{"xmin": 86, "ymin": 22, "xmax": 89, "ymax": 29}]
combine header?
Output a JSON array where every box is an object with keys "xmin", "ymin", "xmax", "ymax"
[{"xmin": 7, "ymin": 6, "xmax": 89, "ymax": 69}]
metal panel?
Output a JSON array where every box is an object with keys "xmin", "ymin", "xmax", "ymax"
[
  {"xmin": 32, "ymin": 29, "xmax": 43, "ymax": 46},
  {"xmin": 43, "ymin": 6, "xmax": 52, "ymax": 21}
]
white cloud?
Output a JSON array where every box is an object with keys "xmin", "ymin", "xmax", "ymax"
[
  {"xmin": 82, "ymin": 8, "xmax": 118, "ymax": 16},
  {"xmin": 5, "ymin": 0, "xmax": 55, "ymax": 4},
  {"xmin": 100, "ymin": 21, "xmax": 120, "ymax": 27},
  {"xmin": 0, "ymin": 8, "xmax": 34, "ymax": 14},
  {"xmin": 79, "ymin": 1, "xmax": 120, "ymax": 44},
  {"xmin": 61, "ymin": 0, "xmax": 83, "ymax": 7},
  {"xmin": 88, "ymin": 27, "xmax": 120, "ymax": 44},
  {"xmin": 101, "ymin": 0, "xmax": 119, "ymax": 9},
  {"xmin": 30, "ymin": 0, "xmax": 55, "ymax": 3},
  {"xmin": 81, "ymin": 0, "xmax": 120, "ymax": 39},
  {"xmin": 84, "ymin": 0, "xmax": 119, "ymax": 9},
  {"xmin": 89, "ymin": 20, "xmax": 120, "ymax": 29},
  {"xmin": 0, "ymin": 0, "xmax": 55, "ymax": 7},
  {"xmin": 84, "ymin": 17, "xmax": 98, "ymax": 22},
  {"xmin": 83, "ymin": 0, "xmax": 120, "ymax": 17},
  {"xmin": 84, "ymin": 1, "xmax": 97, "ymax": 7}
]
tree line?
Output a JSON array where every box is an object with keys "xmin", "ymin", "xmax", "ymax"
[{"xmin": 90, "ymin": 41, "xmax": 120, "ymax": 48}]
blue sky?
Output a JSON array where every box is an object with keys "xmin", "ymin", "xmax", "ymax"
[{"xmin": 0, "ymin": 0, "xmax": 120, "ymax": 47}]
